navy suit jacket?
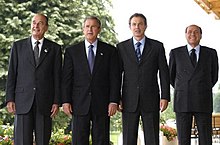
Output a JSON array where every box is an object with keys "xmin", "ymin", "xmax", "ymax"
[
  {"xmin": 117, "ymin": 37, "xmax": 170, "ymax": 112},
  {"xmin": 62, "ymin": 40, "xmax": 120, "ymax": 115},
  {"xmin": 169, "ymin": 45, "xmax": 218, "ymax": 113},
  {"xmin": 6, "ymin": 37, "xmax": 62, "ymax": 116}
]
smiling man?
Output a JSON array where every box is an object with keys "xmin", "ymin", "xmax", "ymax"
[
  {"xmin": 6, "ymin": 13, "xmax": 62, "ymax": 145},
  {"xmin": 169, "ymin": 24, "xmax": 219, "ymax": 145},
  {"xmin": 117, "ymin": 13, "xmax": 170, "ymax": 145},
  {"xmin": 62, "ymin": 16, "xmax": 120, "ymax": 145}
]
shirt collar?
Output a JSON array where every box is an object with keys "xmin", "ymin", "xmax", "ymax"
[
  {"xmin": 187, "ymin": 44, "xmax": 200, "ymax": 53},
  {"xmin": 31, "ymin": 36, "xmax": 44, "ymax": 45},
  {"xmin": 133, "ymin": 37, "xmax": 146, "ymax": 46},
  {"xmin": 85, "ymin": 39, "xmax": 98, "ymax": 49}
]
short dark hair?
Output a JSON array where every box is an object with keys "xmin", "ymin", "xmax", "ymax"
[
  {"xmin": 83, "ymin": 16, "xmax": 101, "ymax": 28},
  {"xmin": 185, "ymin": 25, "xmax": 202, "ymax": 34},
  {"xmin": 129, "ymin": 13, "xmax": 147, "ymax": 26}
]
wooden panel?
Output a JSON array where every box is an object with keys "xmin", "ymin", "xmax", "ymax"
[
  {"xmin": 208, "ymin": 0, "xmax": 220, "ymax": 3},
  {"xmin": 191, "ymin": 113, "xmax": 220, "ymax": 137},
  {"xmin": 194, "ymin": 0, "xmax": 220, "ymax": 19},
  {"xmin": 212, "ymin": 113, "xmax": 220, "ymax": 135}
]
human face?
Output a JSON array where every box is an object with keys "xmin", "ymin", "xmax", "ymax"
[
  {"xmin": 31, "ymin": 14, "xmax": 48, "ymax": 40},
  {"xmin": 129, "ymin": 16, "xmax": 147, "ymax": 41},
  {"xmin": 83, "ymin": 19, "xmax": 101, "ymax": 44},
  {"xmin": 185, "ymin": 25, "xmax": 202, "ymax": 48}
]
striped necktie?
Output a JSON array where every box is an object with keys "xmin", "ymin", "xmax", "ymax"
[
  {"xmin": 135, "ymin": 42, "xmax": 142, "ymax": 63},
  {"xmin": 34, "ymin": 41, "xmax": 40, "ymax": 65}
]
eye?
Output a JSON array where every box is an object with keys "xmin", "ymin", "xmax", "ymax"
[
  {"xmin": 32, "ymin": 21, "xmax": 36, "ymax": 25},
  {"xmin": 139, "ymin": 22, "xmax": 144, "ymax": 26},
  {"xmin": 38, "ymin": 21, "xmax": 44, "ymax": 26},
  {"xmin": 85, "ymin": 25, "xmax": 90, "ymax": 28},
  {"xmin": 131, "ymin": 23, "xmax": 137, "ymax": 27}
]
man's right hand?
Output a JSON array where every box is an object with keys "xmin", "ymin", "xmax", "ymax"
[
  {"xmin": 6, "ymin": 102, "xmax": 16, "ymax": 114},
  {"xmin": 62, "ymin": 103, "xmax": 72, "ymax": 117},
  {"xmin": 118, "ymin": 100, "xmax": 123, "ymax": 112}
]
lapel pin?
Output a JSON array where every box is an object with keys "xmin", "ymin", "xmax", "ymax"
[
  {"xmin": 44, "ymin": 49, "xmax": 48, "ymax": 53},
  {"xmin": 100, "ymin": 53, "xmax": 103, "ymax": 56}
]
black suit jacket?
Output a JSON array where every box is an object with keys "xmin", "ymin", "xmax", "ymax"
[
  {"xmin": 169, "ymin": 45, "xmax": 218, "ymax": 113},
  {"xmin": 6, "ymin": 37, "xmax": 62, "ymax": 116},
  {"xmin": 117, "ymin": 37, "xmax": 170, "ymax": 112},
  {"xmin": 62, "ymin": 40, "xmax": 120, "ymax": 115}
]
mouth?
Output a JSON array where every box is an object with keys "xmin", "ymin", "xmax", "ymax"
[
  {"xmin": 135, "ymin": 30, "xmax": 141, "ymax": 33},
  {"xmin": 189, "ymin": 37, "xmax": 196, "ymax": 40},
  {"xmin": 33, "ymin": 28, "xmax": 40, "ymax": 33}
]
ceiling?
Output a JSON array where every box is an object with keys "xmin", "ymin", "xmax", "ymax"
[{"xmin": 194, "ymin": 0, "xmax": 220, "ymax": 20}]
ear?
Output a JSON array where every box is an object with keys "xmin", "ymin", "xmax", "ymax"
[
  {"xmin": 98, "ymin": 27, "xmax": 101, "ymax": 33},
  {"xmin": 45, "ymin": 25, "xmax": 48, "ymax": 31}
]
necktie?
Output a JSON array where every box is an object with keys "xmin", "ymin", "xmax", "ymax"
[
  {"xmin": 135, "ymin": 42, "xmax": 141, "ymax": 63},
  {"xmin": 34, "ymin": 41, "xmax": 40, "ymax": 65},
  {"xmin": 190, "ymin": 49, "xmax": 197, "ymax": 67},
  {"xmin": 88, "ymin": 45, "xmax": 95, "ymax": 73}
]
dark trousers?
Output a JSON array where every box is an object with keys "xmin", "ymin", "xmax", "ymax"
[
  {"xmin": 14, "ymin": 102, "xmax": 52, "ymax": 145},
  {"xmin": 72, "ymin": 111, "xmax": 110, "ymax": 145},
  {"xmin": 122, "ymin": 108, "xmax": 159, "ymax": 145},
  {"xmin": 176, "ymin": 112, "xmax": 212, "ymax": 145}
]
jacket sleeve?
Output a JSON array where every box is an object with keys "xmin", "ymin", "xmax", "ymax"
[
  {"xmin": 211, "ymin": 49, "xmax": 219, "ymax": 87},
  {"xmin": 169, "ymin": 50, "xmax": 176, "ymax": 88},
  {"xmin": 61, "ymin": 48, "xmax": 73, "ymax": 104},
  {"xmin": 5, "ymin": 42, "xmax": 17, "ymax": 103},
  {"xmin": 158, "ymin": 43, "xmax": 170, "ymax": 101},
  {"xmin": 53, "ymin": 44, "xmax": 62, "ymax": 105}
]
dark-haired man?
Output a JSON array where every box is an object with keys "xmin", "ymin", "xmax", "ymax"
[
  {"xmin": 117, "ymin": 13, "xmax": 170, "ymax": 145},
  {"xmin": 169, "ymin": 24, "xmax": 219, "ymax": 145}
]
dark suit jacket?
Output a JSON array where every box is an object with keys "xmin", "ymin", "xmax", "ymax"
[
  {"xmin": 62, "ymin": 40, "xmax": 120, "ymax": 116},
  {"xmin": 117, "ymin": 37, "xmax": 170, "ymax": 113},
  {"xmin": 169, "ymin": 45, "xmax": 218, "ymax": 113},
  {"xmin": 6, "ymin": 37, "xmax": 62, "ymax": 116}
]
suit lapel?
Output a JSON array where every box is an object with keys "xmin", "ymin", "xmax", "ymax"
[
  {"xmin": 196, "ymin": 46, "xmax": 204, "ymax": 68},
  {"xmin": 126, "ymin": 39, "xmax": 138, "ymax": 63},
  {"xmin": 140, "ymin": 37, "xmax": 152, "ymax": 64},
  {"xmin": 26, "ymin": 37, "xmax": 36, "ymax": 67},
  {"xmin": 184, "ymin": 46, "xmax": 197, "ymax": 71},
  {"xmin": 92, "ymin": 41, "xmax": 104, "ymax": 75},
  {"xmin": 75, "ymin": 42, "xmax": 92, "ymax": 76},
  {"xmin": 37, "ymin": 39, "xmax": 50, "ymax": 67},
  {"xmin": 80, "ymin": 43, "xmax": 92, "ymax": 75},
  {"xmin": 180, "ymin": 46, "xmax": 197, "ymax": 78}
]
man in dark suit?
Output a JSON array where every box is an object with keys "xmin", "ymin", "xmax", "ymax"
[
  {"xmin": 6, "ymin": 13, "xmax": 62, "ymax": 145},
  {"xmin": 117, "ymin": 13, "xmax": 170, "ymax": 145},
  {"xmin": 169, "ymin": 24, "xmax": 219, "ymax": 145},
  {"xmin": 62, "ymin": 16, "xmax": 120, "ymax": 145}
]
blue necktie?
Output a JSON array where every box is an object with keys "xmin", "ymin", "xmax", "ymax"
[
  {"xmin": 88, "ymin": 45, "xmax": 95, "ymax": 73},
  {"xmin": 190, "ymin": 49, "xmax": 197, "ymax": 67},
  {"xmin": 135, "ymin": 42, "xmax": 141, "ymax": 63},
  {"xmin": 34, "ymin": 41, "xmax": 40, "ymax": 65}
]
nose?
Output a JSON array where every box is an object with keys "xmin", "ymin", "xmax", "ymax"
[
  {"xmin": 88, "ymin": 26, "xmax": 93, "ymax": 31},
  {"xmin": 35, "ymin": 23, "xmax": 39, "ymax": 27}
]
